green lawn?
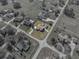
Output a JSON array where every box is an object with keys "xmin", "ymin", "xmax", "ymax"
[
  {"xmin": 31, "ymin": 30, "xmax": 48, "ymax": 40},
  {"xmin": 20, "ymin": 25, "xmax": 32, "ymax": 33}
]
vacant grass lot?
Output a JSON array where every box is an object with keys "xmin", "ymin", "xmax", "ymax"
[
  {"xmin": 72, "ymin": 50, "xmax": 79, "ymax": 59},
  {"xmin": 37, "ymin": 47, "xmax": 59, "ymax": 59},
  {"xmin": 57, "ymin": 11, "xmax": 79, "ymax": 36},
  {"xmin": 56, "ymin": 3, "xmax": 79, "ymax": 36}
]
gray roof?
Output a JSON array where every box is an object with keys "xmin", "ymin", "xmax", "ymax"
[{"xmin": 16, "ymin": 40, "xmax": 30, "ymax": 51}]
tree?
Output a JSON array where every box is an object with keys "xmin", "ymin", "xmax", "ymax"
[
  {"xmin": 29, "ymin": 0, "xmax": 34, "ymax": 2},
  {"xmin": 55, "ymin": 9, "xmax": 60, "ymax": 17},
  {"xmin": 0, "ymin": 35, "xmax": 4, "ymax": 46},
  {"xmin": 59, "ymin": 0, "xmax": 65, "ymax": 7},
  {"xmin": 5, "ymin": 27, "xmax": 16, "ymax": 36},
  {"xmin": 11, "ymin": 0, "xmax": 15, "ymax": 3},
  {"xmin": 64, "ymin": 6, "xmax": 75, "ymax": 18},
  {"xmin": 7, "ymin": 44, "xmax": 13, "ymax": 52},
  {"xmin": 13, "ymin": 2, "xmax": 21, "ymax": 9},
  {"xmin": 0, "ymin": 0, "xmax": 8, "ymax": 6},
  {"xmin": 10, "ymin": 40, "xmax": 16, "ymax": 46},
  {"xmin": 51, "ymin": 38, "xmax": 57, "ymax": 45},
  {"xmin": 42, "ymin": 0, "xmax": 46, "ymax": 7},
  {"xmin": 76, "ymin": 0, "xmax": 79, "ymax": 5},
  {"xmin": 21, "ymin": 12, "xmax": 26, "ymax": 18},
  {"xmin": 76, "ymin": 50, "xmax": 79, "ymax": 55},
  {"xmin": 14, "ymin": 11, "xmax": 19, "ymax": 17},
  {"xmin": 0, "ymin": 30, "xmax": 6, "ymax": 37}
]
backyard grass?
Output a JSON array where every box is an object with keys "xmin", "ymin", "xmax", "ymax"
[
  {"xmin": 31, "ymin": 31, "xmax": 48, "ymax": 40},
  {"xmin": 0, "ymin": 21, "xmax": 6, "ymax": 29},
  {"xmin": 72, "ymin": 50, "xmax": 79, "ymax": 59},
  {"xmin": 20, "ymin": 25, "xmax": 32, "ymax": 33},
  {"xmin": 10, "ymin": 21, "xmax": 20, "ymax": 27}
]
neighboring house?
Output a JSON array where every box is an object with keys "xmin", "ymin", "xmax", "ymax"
[
  {"xmin": 0, "ymin": 0, "xmax": 8, "ymax": 5},
  {"xmin": 13, "ymin": 16, "xmax": 24, "ymax": 23},
  {"xmin": 16, "ymin": 40, "xmax": 30, "ymax": 52},
  {"xmin": 15, "ymin": 32, "xmax": 31, "ymax": 52},
  {"xmin": 0, "ymin": 9, "xmax": 15, "ymax": 20},
  {"xmin": 2, "ymin": 13, "xmax": 14, "ymax": 20},
  {"xmin": 23, "ymin": 18, "xmax": 34, "ymax": 27},
  {"xmin": 3, "ymin": 27, "xmax": 17, "ymax": 36},
  {"xmin": 0, "ymin": 9, "xmax": 14, "ymax": 15},
  {"xmin": 38, "ymin": 11, "xmax": 48, "ymax": 20},
  {"xmin": 13, "ymin": 2, "xmax": 21, "ymax": 9}
]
